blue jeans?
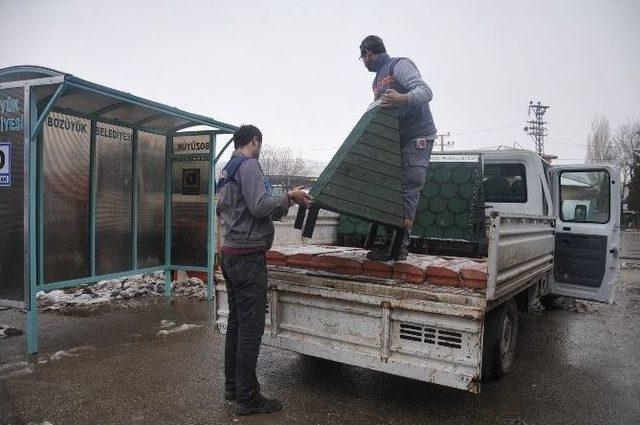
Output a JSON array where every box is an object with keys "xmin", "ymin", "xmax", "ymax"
[{"xmin": 222, "ymin": 252, "xmax": 268, "ymax": 403}]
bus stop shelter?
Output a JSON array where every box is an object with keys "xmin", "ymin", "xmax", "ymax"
[{"xmin": 0, "ymin": 66, "xmax": 238, "ymax": 354}]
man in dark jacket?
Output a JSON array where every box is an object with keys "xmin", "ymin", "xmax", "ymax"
[
  {"xmin": 217, "ymin": 124, "xmax": 310, "ymax": 415},
  {"xmin": 360, "ymin": 35, "xmax": 437, "ymax": 261}
]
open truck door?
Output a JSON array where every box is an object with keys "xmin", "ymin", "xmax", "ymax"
[{"xmin": 550, "ymin": 164, "xmax": 621, "ymax": 303}]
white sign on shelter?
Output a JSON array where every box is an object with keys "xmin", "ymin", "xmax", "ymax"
[{"xmin": 0, "ymin": 142, "xmax": 10, "ymax": 187}]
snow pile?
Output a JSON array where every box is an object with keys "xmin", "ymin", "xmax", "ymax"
[
  {"xmin": 173, "ymin": 275, "xmax": 207, "ymax": 299},
  {"xmin": 36, "ymin": 272, "xmax": 208, "ymax": 311}
]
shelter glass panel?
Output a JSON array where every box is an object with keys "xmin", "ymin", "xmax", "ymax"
[
  {"xmin": 0, "ymin": 87, "xmax": 25, "ymax": 302},
  {"xmin": 172, "ymin": 135, "xmax": 210, "ymax": 266},
  {"xmin": 96, "ymin": 122, "xmax": 133, "ymax": 274},
  {"xmin": 42, "ymin": 112, "xmax": 91, "ymax": 283},
  {"xmin": 137, "ymin": 131, "xmax": 166, "ymax": 268}
]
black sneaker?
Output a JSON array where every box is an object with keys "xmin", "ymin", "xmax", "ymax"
[
  {"xmin": 366, "ymin": 244, "xmax": 409, "ymax": 261},
  {"xmin": 365, "ymin": 249, "xmax": 391, "ymax": 261},
  {"xmin": 235, "ymin": 395, "xmax": 283, "ymax": 415},
  {"xmin": 224, "ymin": 390, "xmax": 235, "ymax": 401}
]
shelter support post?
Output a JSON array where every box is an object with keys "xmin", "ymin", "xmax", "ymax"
[
  {"xmin": 89, "ymin": 120, "xmax": 97, "ymax": 276},
  {"xmin": 207, "ymin": 134, "xmax": 217, "ymax": 301},
  {"xmin": 132, "ymin": 130, "xmax": 139, "ymax": 270},
  {"xmin": 25, "ymin": 86, "xmax": 39, "ymax": 354},
  {"xmin": 164, "ymin": 135, "xmax": 173, "ymax": 300}
]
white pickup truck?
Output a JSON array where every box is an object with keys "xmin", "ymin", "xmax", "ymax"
[{"xmin": 214, "ymin": 149, "xmax": 621, "ymax": 393}]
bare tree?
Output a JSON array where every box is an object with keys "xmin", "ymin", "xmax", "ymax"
[
  {"xmin": 613, "ymin": 120, "xmax": 640, "ymax": 185},
  {"xmin": 586, "ymin": 115, "xmax": 615, "ymax": 163},
  {"xmin": 259, "ymin": 146, "xmax": 312, "ymax": 176}
]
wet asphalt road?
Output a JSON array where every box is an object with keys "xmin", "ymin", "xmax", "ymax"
[{"xmin": 1, "ymin": 232, "xmax": 639, "ymax": 425}]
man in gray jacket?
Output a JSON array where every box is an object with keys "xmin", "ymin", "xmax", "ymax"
[
  {"xmin": 359, "ymin": 35, "xmax": 437, "ymax": 261},
  {"xmin": 217, "ymin": 124, "xmax": 310, "ymax": 415}
]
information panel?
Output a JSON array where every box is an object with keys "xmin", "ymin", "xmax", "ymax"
[{"xmin": 0, "ymin": 88, "xmax": 25, "ymax": 302}]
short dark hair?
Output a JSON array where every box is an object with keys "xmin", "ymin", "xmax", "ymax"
[
  {"xmin": 360, "ymin": 35, "xmax": 386, "ymax": 55},
  {"xmin": 232, "ymin": 124, "xmax": 262, "ymax": 149}
]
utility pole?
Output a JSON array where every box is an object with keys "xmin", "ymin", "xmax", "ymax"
[
  {"xmin": 524, "ymin": 101, "xmax": 549, "ymax": 156},
  {"xmin": 436, "ymin": 132, "xmax": 454, "ymax": 151}
]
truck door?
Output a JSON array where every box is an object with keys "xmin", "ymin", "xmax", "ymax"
[{"xmin": 549, "ymin": 165, "xmax": 621, "ymax": 303}]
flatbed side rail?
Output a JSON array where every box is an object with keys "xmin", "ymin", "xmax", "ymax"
[{"xmin": 486, "ymin": 212, "xmax": 555, "ymax": 301}]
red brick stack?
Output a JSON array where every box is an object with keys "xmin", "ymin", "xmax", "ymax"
[{"xmin": 265, "ymin": 245, "xmax": 488, "ymax": 290}]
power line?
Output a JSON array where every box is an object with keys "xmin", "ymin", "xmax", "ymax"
[
  {"xmin": 524, "ymin": 101, "xmax": 549, "ymax": 156},
  {"xmin": 545, "ymin": 140, "xmax": 586, "ymax": 146},
  {"xmin": 451, "ymin": 125, "xmax": 521, "ymax": 136}
]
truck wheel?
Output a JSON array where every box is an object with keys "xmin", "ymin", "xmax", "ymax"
[{"xmin": 482, "ymin": 299, "xmax": 519, "ymax": 379}]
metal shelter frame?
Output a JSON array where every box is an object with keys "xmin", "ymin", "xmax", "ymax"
[{"xmin": 0, "ymin": 66, "xmax": 238, "ymax": 354}]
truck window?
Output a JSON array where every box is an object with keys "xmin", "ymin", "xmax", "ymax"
[
  {"xmin": 559, "ymin": 170, "xmax": 610, "ymax": 223},
  {"xmin": 483, "ymin": 163, "xmax": 527, "ymax": 203}
]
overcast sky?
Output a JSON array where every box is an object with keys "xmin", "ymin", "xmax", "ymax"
[{"xmin": 1, "ymin": 0, "xmax": 638, "ymax": 165}]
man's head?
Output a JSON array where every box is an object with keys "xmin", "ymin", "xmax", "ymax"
[
  {"xmin": 233, "ymin": 124, "xmax": 262, "ymax": 159},
  {"xmin": 359, "ymin": 35, "xmax": 386, "ymax": 72}
]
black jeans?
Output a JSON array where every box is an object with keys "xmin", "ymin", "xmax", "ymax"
[{"xmin": 221, "ymin": 252, "xmax": 268, "ymax": 404}]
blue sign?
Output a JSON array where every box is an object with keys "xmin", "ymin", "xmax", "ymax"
[{"xmin": 0, "ymin": 142, "xmax": 11, "ymax": 187}]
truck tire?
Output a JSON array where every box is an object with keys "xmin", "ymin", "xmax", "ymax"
[{"xmin": 482, "ymin": 299, "xmax": 519, "ymax": 379}]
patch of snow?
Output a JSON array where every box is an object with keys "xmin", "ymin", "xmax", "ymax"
[
  {"xmin": 160, "ymin": 319, "xmax": 176, "ymax": 329},
  {"xmin": 49, "ymin": 345, "xmax": 95, "ymax": 361},
  {"xmin": 157, "ymin": 323, "xmax": 201, "ymax": 336},
  {"xmin": 50, "ymin": 350, "xmax": 77, "ymax": 361}
]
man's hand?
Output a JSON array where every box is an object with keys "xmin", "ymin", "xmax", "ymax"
[
  {"xmin": 380, "ymin": 89, "xmax": 408, "ymax": 108},
  {"xmin": 288, "ymin": 190, "xmax": 312, "ymax": 207}
]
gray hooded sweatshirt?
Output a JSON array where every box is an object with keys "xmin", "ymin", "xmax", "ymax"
[{"xmin": 218, "ymin": 152, "xmax": 289, "ymax": 251}]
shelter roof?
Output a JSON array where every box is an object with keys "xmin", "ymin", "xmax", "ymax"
[{"xmin": 0, "ymin": 65, "xmax": 237, "ymax": 134}]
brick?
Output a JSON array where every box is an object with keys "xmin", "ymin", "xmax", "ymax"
[
  {"xmin": 425, "ymin": 258, "xmax": 460, "ymax": 278},
  {"xmin": 461, "ymin": 278, "xmax": 487, "ymax": 289},
  {"xmin": 286, "ymin": 246, "xmax": 356, "ymax": 268},
  {"xmin": 458, "ymin": 260, "xmax": 488, "ymax": 282},
  {"xmin": 363, "ymin": 269, "xmax": 394, "ymax": 279},
  {"xmin": 313, "ymin": 250, "xmax": 368, "ymax": 275},
  {"xmin": 267, "ymin": 258, "xmax": 287, "ymax": 266},
  {"xmin": 427, "ymin": 276, "xmax": 460, "ymax": 286},
  {"xmin": 363, "ymin": 259, "xmax": 394, "ymax": 279},
  {"xmin": 266, "ymin": 245, "xmax": 305, "ymax": 266},
  {"xmin": 393, "ymin": 254, "xmax": 440, "ymax": 284}
]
